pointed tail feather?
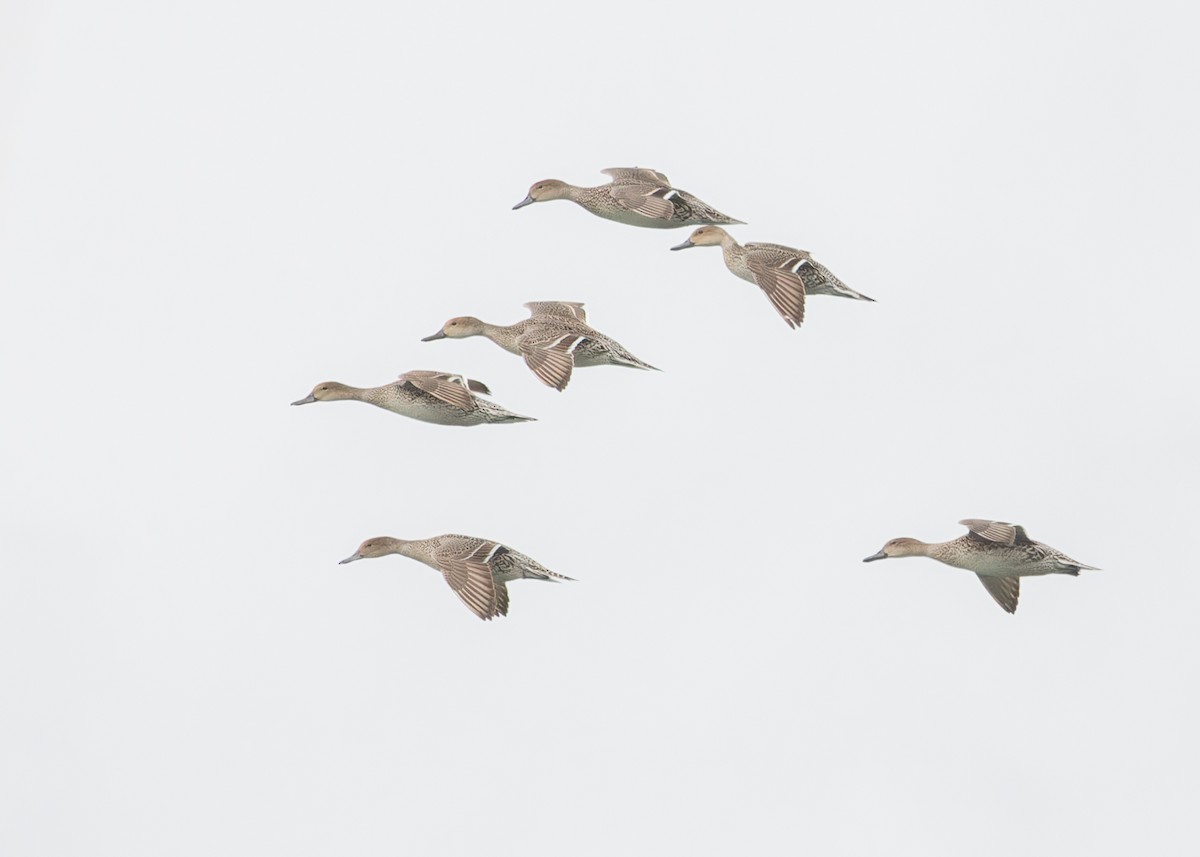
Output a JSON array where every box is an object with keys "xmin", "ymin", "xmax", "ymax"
[
  {"xmin": 526, "ymin": 568, "xmax": 575, "ymax": 582},
  {"xmin": 1058, "ymin": 559, "xmax": 1100, "ymax": 574}
]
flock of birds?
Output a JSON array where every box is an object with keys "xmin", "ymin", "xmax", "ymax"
[{"xmin": 292, "ymin": 167, "xmax": 1098, "ymax": 619}]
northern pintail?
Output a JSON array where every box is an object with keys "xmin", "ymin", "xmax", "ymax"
[
  {"xmin": 421, "ymin": 301, "xmax": 658, "ymax": 392},
  {"xmin": 671, "ymin": 226, "xmax": 874, "ymax": 328},
  {"xmin": 863, "ymin": 519, "xmax": 1099, "ymax": 614},
  {"xmin": 513, "ymin": 167, "xmax": 743, "ymax": 229},
  {"xmin": 291, "ymin": 370, "xmax": 533, "ymax": 426},
  {"xmin": 339, "ymin": 534, "xmax": 574, "ymax": 620}
]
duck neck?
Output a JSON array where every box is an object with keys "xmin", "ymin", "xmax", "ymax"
[
  {"xmin": 394, "ymin": 538, "xmax": 435, "ymax": 563},
  {"xmin": 396, "ymin": 539, "xmax": 417, "ymax": 554},
  {"xmin": 359, "ymin": 385, "xmax": 395, "ymax": 407},
  {"xmin": 923, "ymin": 540, "xmax": 961, "ymax": 562},
  {"xmin": 480, "ymin": 321, "xmax": 523, "ymax": 355},
  {"xmin": 327, "ymin": 384, "xmax": 369, "ymax": 402},
  {"xmin": 887, "ymin": 539, "xmax": 938, "ymax": 560},
  {"xmin": 720, "ymin": 234, "xmax": 744, "ymax": 266},
  {"xmin": 575, "ymin": 184, "xmax": 609, "ymax": 207},
  {"xmin": 372, "ymin": 537, "xmax": 415, "ymax": 558}
]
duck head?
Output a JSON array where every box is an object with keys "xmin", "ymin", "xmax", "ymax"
[
  {"xmin": 670, "ymin": 225, "xmax": 732, "ymax": 251},
  {"xmin": 339, "ymin": 536, "xmax": 409, "ymax": 564},
  {"xmin": 291, "ymin": 381, "xmax": 357, "ymax": 406},
  {"xmin": 863, "ymin": 537, "xmax": 928, "ymax": 562},
  {"xmin": 513, "ymin": 179, "xmax": 571, "ymax": 209},
  {"xmin": 421, "ymin": 316, "xmax": 486, "ymax": 342}
]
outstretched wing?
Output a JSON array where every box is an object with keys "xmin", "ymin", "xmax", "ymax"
[
  {"xmin": 524, "ymin": 301, "xmax": 588, "ymax": 323},
  {"xmin": 519, "ymin": 332, "xmax": 587, "ymax": 391},
  {"xmin": 976, "ymin": 574, "xmax": 1020, "ymax": 614},
  {"xmin": 747, "ymin": 257, "xmax": 806, "ymax": 329},
  {"xmin": 960, "ymin": 519, "xmax": 1031, "ymax": 546},
  {"xmin": 433, "ymin": 539, "xmax": 509, "ymax": 620},
  {"xmin": 602, "ymin": 167, "xmax": 671, "ymax": 185},
  {"xmin": 398, "ymin": 371, "xmax": 481, "ymax": 411}
]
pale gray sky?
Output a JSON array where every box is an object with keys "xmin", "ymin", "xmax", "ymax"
[{"xmin": 3, "ymin": 1, "xmax": 1198, "ymax": 854}]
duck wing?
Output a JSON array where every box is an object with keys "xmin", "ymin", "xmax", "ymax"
[
  {"xmin": 399, "ymin": 371, "xmax": 482, "ymax": 410},
  {"xmin": 746, "ymin": 256, "xmax": 806, "ymax": 328},
  {"xmin": 433, "ymin": 539, "xmax": 509, "ymax": 620},
  {"xmin": 745, "ymin": 242, "xmax": 812, "ymax": 262},
  {"xmin": 524, "ymin": 301, "xmax": 588, "ymax": 323},
  {"xmin": 518, "ymin": 331, "xmax": 588, "ymax": 391},
  {"xmin": 601, "ymin": 167, "xmax": 671, "ymax": 185},
  {"xmin": 608, "ymin": 182, "xmax": 679, "ymax": 220},
  {"xmin": 960, "ymin": 519, "xmax": 1032, "ymax": 546},
  {"xmin": 976, "ymin": 574, "xmax": 1020, "ymax": 614}
]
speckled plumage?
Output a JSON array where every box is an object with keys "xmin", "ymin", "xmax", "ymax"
[
  {"xmin": 671, "ymin": 226, "xmax": 873, "ymax": 329},
  {"xmin": 338, "ymin": 534, "xmax": 574, "ymax": 621},
  {"xmin": 513, "ymin": 167, "xmax": 743, "ymax": 229},
  {"xmin": 422, "ymin": 302, "xmax": 659, "ymax": 392},
  {"xmin": 863, "ymin": 519, "xmax": 1098, "ymax": 614},
  {"xmin": 731, "ymin": 242, "xmax": 872, "ymax": 302},
  {"xmin": 290, "ymin": 371, "xmax": 534, "ymax": 426}
]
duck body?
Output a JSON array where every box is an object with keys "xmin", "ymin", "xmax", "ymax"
[
  {"xmin": 339, "ymin": 534, "xmax": 574, "ymax": 621},
  {"xmin": 359, "ymin": 384, "xmax": 530, "ymax": 426},
  {"xmin": 567, "ymin": 184, "xmax": 740, "ymax": 229},
  {"xmin": 863, "ymin": 519, "xmax": 1098, "ymax": 613},
  {"xmin": 724, "ymin": 241, "xmax": 873, "ymax": 301},
  {"xmin": 927, "ymin": 532, "xmax": 1093, "ymax": 578},
  {"xmin": 291, "ymin": 371, "xmax": 533, "ymax": 426},
  {"xmin": 671, "ymin": 226, "xmax": 872, "ymax": 328},
  {"xmin": 422, "ymin": 302, "xmax": 658, "ymax": 391},
  {"xmin": 514, "ymin": 168, "xmax": 743, "ymax": 229}
]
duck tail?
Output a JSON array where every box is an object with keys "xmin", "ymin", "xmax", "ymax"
[
  {"xmin": 833, "ymin": 282, "xmax": 875, "ymax": 302},
  {"xmin": 524, "ymin": 567, "xmax": 575, "ymax": 582},
  {"xmin": 622, "ymin": 355, "xmax": 661, "ymax": 372},
  {"xmin": 494, "ymin": 411, "xmax": 536, "ymax": 423}
]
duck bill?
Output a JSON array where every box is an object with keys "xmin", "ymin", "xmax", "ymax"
[
  {"xmin": 512, "ymin": 195, "xmax": 534, "ymax": 210},
  {"xmin": 338, "ymin": 553, "xmax": 363, "ymax": 565},
  {"xmin": 420, "ymin": 331, "xmax": 447, "ymax": 342},
  {"xmin": 291, "ymin": 394, "xmax": 317, "ymax": 406},
  {"xmin": 669, "ymin": 239, "xmax": 695, "ymax": 251},
  {"xmin": 862, "ymin": 551, "xmax": 888, "ymax": 563}
]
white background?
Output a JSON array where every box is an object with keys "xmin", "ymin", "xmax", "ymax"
[{"xmin": 3, "ymin": 1, "xmax": 1198, "ymax": 854}]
